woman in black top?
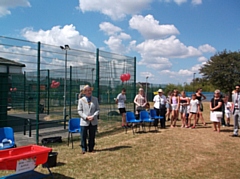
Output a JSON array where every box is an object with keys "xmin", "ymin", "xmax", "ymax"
[
  {"xmin": 196, "ymin": 88, "xmax": 206, "ymax": 126},
  {"xmin": 210, "ymin": 89, "xmax": 223, "ymax": 132}
]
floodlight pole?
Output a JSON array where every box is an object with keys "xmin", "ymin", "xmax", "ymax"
[
  {"xmin": 192, "ymin": 73, "xmax": 196, "ymax": 93},
  {"xmin": 146, "ymin": 76, "xmax": 149, "ymax": 100},
  {"xmin": 60, "ymin": 45, "xmax": 70, "ymax": 129},
  {"xmin": 91, "ymin": 68, "xmax": 95, "ymax": 86}
]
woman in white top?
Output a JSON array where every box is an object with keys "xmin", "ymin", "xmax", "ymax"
[
  {"xmin": 187, "ymin": 94, "xmax": 199, "ymax": 128},
  {"xmin": 134, "ymin": 88, "xmax": 147, "ymax": 116}
]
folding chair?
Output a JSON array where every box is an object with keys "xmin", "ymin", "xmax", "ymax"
[
  {"xmin": 0, "ymin": 127, "xmax": 16, "ymax": 150},
  {"xmin": 140, "ymin": 111, "xmax": 155, "ymax": 132},
  {"xmin": 126, "ymin": 112, "xmax": 142, "ymax": 134},
  {"xmin": 68, "ymin": 118, "xmax": 81, "ymax": 149}
]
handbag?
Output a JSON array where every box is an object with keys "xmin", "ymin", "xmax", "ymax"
[{"xmin": 137, "ymin": 106, "xmax": 145, "ymax": 111}]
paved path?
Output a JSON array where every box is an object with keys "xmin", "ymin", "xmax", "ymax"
[{"xmin": 7, "ymin": 113, "xmax": 70, "ymax": 146}]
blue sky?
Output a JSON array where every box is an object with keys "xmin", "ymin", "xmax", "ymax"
[{"xmin": 1, "ymin": 0, "xmax": 240, "ymax": 84}]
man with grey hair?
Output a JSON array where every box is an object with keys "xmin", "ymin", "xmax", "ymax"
[{"xmin": 232, "ymin": 84, "xmax": 240, "ymax": 137}]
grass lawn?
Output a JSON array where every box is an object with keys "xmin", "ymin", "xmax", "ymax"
[{"xmin": 1, "ymin": 102, "xmax": 240, "ymax": 179}]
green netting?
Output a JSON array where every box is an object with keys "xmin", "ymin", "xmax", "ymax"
[{"xmin": 0, "ymin": 36, "xmax": 137, "ymax": 143}]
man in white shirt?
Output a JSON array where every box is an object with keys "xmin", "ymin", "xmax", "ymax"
[
  {"xmin": 153, "ymin": 89, "xmax": 167, "ymax": 128},
  {"xmin": 116, "ymin": 88, "xmax": 127, "ymax": 128},
  {"xmin": 232, "ymin": 85, "xmax": 240, "ymax": 137}
]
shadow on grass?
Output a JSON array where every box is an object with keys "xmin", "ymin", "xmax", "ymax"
[
  {"xmin": 55, "ymin": 162, "xmax": 66, "ymax": 167},
  {"xmin": 220, "ymin": 129, "xmax": 234, "ymax": 133},
  {"xmin": 50, "ymin": 173, "xmax": 74, "ymax": 179},
  {"xmin": 96, "ymin": 145, "xmax": 132, "ymax": 152}
]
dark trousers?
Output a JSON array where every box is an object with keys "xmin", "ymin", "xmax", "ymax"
[
  {"xmin": 221, "ymin": 103, "xmax": 226, "ymax": 125},
  {"xmin": 154, "ymin": 107, "xmax": 166, "ymax": 128},
  {"xmin": 81, "ymin": 123, "xmax": 97, "ymax": 152}
]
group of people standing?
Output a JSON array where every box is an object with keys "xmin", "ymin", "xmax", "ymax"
[
  {"xmin": 152, "ymin": 88, "xmax": 206, "ymax": 129},
  {"xmin": 76, "ymin": 84, "xmax": 240, "ymax": 154},
  {"xmin": 115, "ymin": 87, "xmax": 207, "ymax": 130}
]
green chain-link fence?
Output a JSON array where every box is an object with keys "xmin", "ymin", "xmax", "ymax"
[{"xmin": 0, "ymin": 36, "xmax": 137, "ymax": 144}]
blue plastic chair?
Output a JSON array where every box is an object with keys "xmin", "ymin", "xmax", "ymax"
[
  {"xmin": 140, "ymin": 111, "xmax": 155, "ymax": 131},
  {"xmin": 126, "ymin": 112, "xmax": 142, "ymax": 134},
  {"xmin": 68, "ymin": 118, "xmax": 81, "ymax": 149},
  {"xmin": 0, "ymin": 127, "xmax": 16, "ymax": 150}
]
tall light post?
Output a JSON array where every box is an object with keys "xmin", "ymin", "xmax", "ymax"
[
  {"xmin": 60, "ymin": 45, "xmax": 70, "ymax": 129},
  {"xmin": 146, "ymin": 76, "xmax": 149, "ymax": 100},
  {"xmin": 192, "ymin": 73, "xmax": 196, "ymax": 93},
  {"xmin": 91, "ymin": 68, "xmax": 95, "ymax": 86}
]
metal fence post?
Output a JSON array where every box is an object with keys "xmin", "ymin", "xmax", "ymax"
[
  {"xmin": 134, "ymin": 57, "xmax": 137, "ymax": 113},
  {"xmin": 36, "ymin": 41, "xmax": 41, "ymax": 144}
]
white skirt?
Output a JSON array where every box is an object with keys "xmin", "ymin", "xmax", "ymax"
[{"xmin": 210, "ymin": 111, "xmax": 222, "ymax": 122}]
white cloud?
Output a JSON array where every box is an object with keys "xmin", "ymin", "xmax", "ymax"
[
  {"xmin": 99, "ymin": 22, "xmax": 131, "ymax": 54},
  {"xmin": 174, "ymin": 0, "xmax": 187, "ymax": 5},
  {"xmin": 78, "ymin": 0, "xmax": 152, "ymax": 20},
  {"xmin": 138, "ymin": 57, "xmax": 172, "ymax": 70},
  {"xmin": 191, "ymin": 63, "xmax": 203, "ymax": 72},
  {"xmin": 136, "ymin": 35, "xmax": 202, "ymax": 59},
  {"xmin": 159, "ymin": 70, "xmax": 177, "ymax": 80},
  {"xmin": 0, "ymin": 0, "xmax": 30, "ymax": 17},
  {"xmin": 140, "ymin": 72, "xmax": 154, "ymax": 78},
  {"xmin": 160, "ymin": 0, "xmax": 195, "ymax": 5},
  {"xmin": 178, "ymin": 69, "xmax": 193, "ymax": 76},
  {"xmin": 198, "ymin": 44, "xmax": 216, "ymax": 53},
  {"xmin": 198, "ymin": 56, "xmax": 208, "ymax": 62},
  {"xmin": 129, "ymin": 14, "xmax": 179, "ymax": 39},
  {"xmin": 191, "ymin": 0, "xmax": 202, "ymax": 5},
  {"xmin": 118, "ymin": 32, "xmax": 131, "ymax": 40},
  {"xmin": 99, "ymin": 22, "xmax": 122, "ymax": 36},
  {"xmin": 22, "ymin": 24, "xmax": 96, "ymax": 52},
  {"xmin": 104, "ymin": 36, "xmax": 128, "ymax": 54}
]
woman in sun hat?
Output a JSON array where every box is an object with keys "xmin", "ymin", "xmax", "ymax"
[{"xmin": 78, "ymin": 85, "xmax": 99, "ymax": 154}]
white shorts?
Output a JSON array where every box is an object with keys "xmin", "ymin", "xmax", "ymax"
[
  {"xmin": 171, "ymin": 104, "xmax": 178, "ymax": 110},
  {"xmin": 225, "ymin": 112, "xmax": 231, "ymax": 118}
]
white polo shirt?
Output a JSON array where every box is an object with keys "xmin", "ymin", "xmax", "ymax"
[{"xmin": 153, "ymin": 94, "xmax": 167, "ymax": 109}]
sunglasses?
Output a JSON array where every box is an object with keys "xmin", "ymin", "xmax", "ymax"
[{"xmin": 236, "ymin": 88, "xmax": 240, "ymax": 89}]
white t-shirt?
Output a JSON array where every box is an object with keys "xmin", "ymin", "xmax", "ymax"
[
  {"xmin": 117, "ymin": 93, "xmax": 126, "ymax": 108},
  {"xmin": 190, "ymin": 99, "xmax": 199, "ymax": 113},
  {"xmin": 225, "ymin": 102, "xmax": 232, "ymax": 113},
  {"xmin": 153, "ymin": 94, "xmax": 167, "ymax": 109}
]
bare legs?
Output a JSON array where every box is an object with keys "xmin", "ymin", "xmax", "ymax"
[
  {"xmin": 171, "ymin": 110, "xmax": 178, "ymax": 127},
  {"xmin": 198, "ymin": 112, "xmax": 206, "ymax": 125},
  {"xmin": 187, "ymin": 113, "xmax": 197, "ymax": 128},
  {"xmin": 213, "ymin": 122, "xmax": 220, "ymax": 132},
  {"xmin": 122, "ymin": 113, "xmax": 126, "ymax": 126},
  {"xmin": 180, "ymin": 113, "xmax": 186, "ymax": 127}
]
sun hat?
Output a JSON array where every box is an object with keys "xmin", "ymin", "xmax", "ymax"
[{"xmin": 158, "ymin": 89, "xmax": 163, "ymax": 93}]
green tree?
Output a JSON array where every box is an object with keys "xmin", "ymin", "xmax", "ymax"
[{"xmin": 199, "ymin": 50, "xmax": 240, "ymax": 99}]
